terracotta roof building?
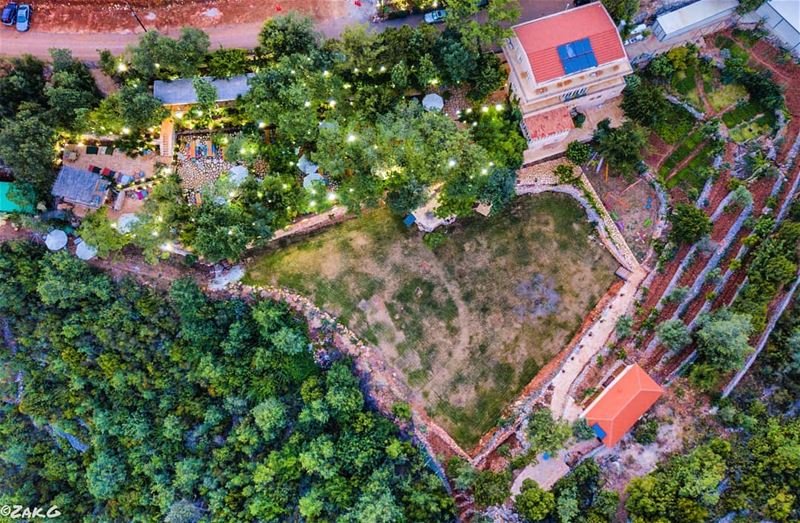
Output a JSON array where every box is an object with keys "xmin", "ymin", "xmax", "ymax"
[
  {"xmin": 582, "ymin": 364, "xmax": 663, "ymax": 447},
  {"xmin": 503, "ymin": 2, "xmax": 632, "ymax": 151}
]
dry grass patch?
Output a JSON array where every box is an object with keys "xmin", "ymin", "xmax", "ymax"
[{"xmin": 245, "ymin": 194, "xmax": 619, "ymax": 448}]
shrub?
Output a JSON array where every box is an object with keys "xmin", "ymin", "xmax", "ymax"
[
  {"xmin": 515, "ymin": 479, "xmax": 555, "ymax": 521},
  {"xmin": 472, "ymin": 470, "xmax": 511, "ymax": 507},
  {"xmin": 656, "ymin": 319, "xmax": 691, "ymax": 352},
  {"xmin": 566, "ymin": 140, "xmax": 592, "ymax": 165},
  {"xmin": 633, "ymin": 417, "xmax": 659, "ymax": 445},
  {"xmin": 423, "ymin": 231, "xmax": 447, "ymax": 250},
  {"xmin": 392, "ymin": 401, "xmax": 412, "ymax": 422},
  {"xmin": 669, "ymin": 203, "xmax": 711, "ymax": 244}
]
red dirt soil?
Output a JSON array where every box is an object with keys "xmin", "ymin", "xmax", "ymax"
[{"xmin": 26, "ymin": 0, "xmax": 353, "ymax": 34}]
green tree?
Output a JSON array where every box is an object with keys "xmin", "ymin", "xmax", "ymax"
[
  {"xmin": 593, "ymin": 119, "xmax": 647, "ymax": 177},
  {"xmin": 86, "ymin": 452, "xmax": 127, "ymax": 500},
  {"xmin": 472, "ymin": 470, "xmax": 511, "ymax": 508},
  {"xmin": 207, "ymin": 47, "xmax": 251, "ymax": 77},
  {"xmin": 566, "ymin": 141, "xmax": 592, "ymax": 165},
  {"xmin": 118, "ymin": 84, "xmax": 168, "ymax": 132},
  {"xmin": 0, "ymin": 108, "xmax": 57, "ymax": 195},
  {"xmin": 730, "ymin": 184, "xmax": 753, "ymax": 209},
  {"xmin": 602, "ymin": 0, "xmax": 640, "ymax": 24},
  {"xmin": 616, "ymin": 315, "xmax": 633, "ymax": 339},
  {"xmin": 78, "ymin": 207, "xmax": 130, "ymax": 257},
  {"xmin": 695, "ymin": 308, "xmax": 753, "ymax": 371},
  {"xmin": 478, "ymin": 168, "xmax": 517, "ymax": 214},
  {"xmin": 621, "ymin": 76, "xmax": 670, "ymax": 127},
  {"xmin": 527, "ymin": 408, "xmax": 571, "ymax": 454},
  {"xmin": 0, "ymin": 55, "xmax": 47, "ymax": 118},
  {"xmin": 669, "ymin": 203, "xmax": 712, "ymax": 245},
  {"xmin": 252, "ymin": 397, "xmax": 288, "ymax": 442},
  {"xmin": 257, "ymin": 13, "xmax": 319, "ymax": 62},
  {"xmin": 515, "ymin": 479, "xmax": 554, "ymax": 521}
]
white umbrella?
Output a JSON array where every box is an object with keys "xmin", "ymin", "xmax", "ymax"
[
  {"xmin": 227, "ymin": 165, "xmax": 248, "ymax": 187},
  {"xmin": 422, "ymin": 93, "xmax": 444, "ymax": 111},
  {"xmin": 117, "ymin": 213, "xmax": 140, "ymax": 234},
  {"xmin": 45, "ymin": 229, "xmax": 68, "ymax": 251},
  {"xmin": 297, "ymin": 155, "xmax": 319, "ymax": 177},
  {"xmin": 75, "ymin": 239, "xmax": 98, "ymax": 260}
]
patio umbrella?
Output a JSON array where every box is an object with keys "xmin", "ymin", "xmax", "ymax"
[
  {"xmin": 227, "ymin": 165, "xmax": 249, "ymax": 187},
  {"xmin": 117, "ymin": 213, "xmax": 140, "ymax": 234},
  {"xmin": 45, "ymin": 229, "xmax": 68, "ymax": 251},
  {"xmin": 422, "ymin": 93, "xmax": 444, "ymax": 112},
  {"xmin": 75, "ymin": 239, "xmax": 98, "ymax": 260}
]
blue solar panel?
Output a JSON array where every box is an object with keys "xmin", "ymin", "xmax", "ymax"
[
  {"xmin": 591, "ymin": 423, "xmax": 607, "ymax": 440},
  {"xmin": 557, "ymin": 38, "xmax": 598, "ymax": 75}
]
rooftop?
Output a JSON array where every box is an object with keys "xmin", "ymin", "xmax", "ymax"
[
  {"xmin": 52, "ymin": 166, "xmax": 110, "ymax": 209},
  {"xmin": 523, "ymin": 106, "xmax": 575, "ymax": 140},
  {"xmin": 512, "ymin": 2, "xmax": 626, "ymax": 83},
  {"xmin": 656, "ymin": 0, "xmax": 739, "ymax": 35},
  {"xmin": 153, "ymin": 74, "xmax": 254, "ymax": 106},
  {"xmin": 583, "ymin": 364, "xmax": 663, "ymax": 447},
  {"xmin": 767, "ymin": 0, "xmax": 799, "ymax": 31},
  {"xmin": 0, "ymin": 182, "xmax": 33, "ymax": 214}
]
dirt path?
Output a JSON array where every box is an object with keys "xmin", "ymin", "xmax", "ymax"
[{"xmin": 550, "ymin": 266, "xmax": 647, "ymax": 420}]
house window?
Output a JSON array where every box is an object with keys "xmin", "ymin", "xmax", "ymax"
[{"xmin": 562, "ymin": 87, "xmax": 588, "ymax": 101}]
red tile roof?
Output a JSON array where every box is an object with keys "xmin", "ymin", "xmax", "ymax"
[
  {"xmin": 523, "ymin": 107, "xmax": 575, "ymax": 140},
  {"xmin": 513, "ymin": 2, "xmax": 626, "ymax": 83},
  {"xmin": 583, "ymin": 364, "xmax": 663, "ymax": 447}
]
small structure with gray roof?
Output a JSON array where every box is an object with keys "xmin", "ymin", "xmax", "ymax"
[
  {"xmin": 51, "ymin": 166, "xmax": 110, "ymax": 209},
  {"xmin": 755, "ymin": 1, "xmax": 800, "ymax": 55},
  {"xmin": 153, "ymin": 74, "xmax": 255, "ymax": 106},
  {"xmin": 652, "ymin": 0, "xmax": 739, "ymax": 42}
]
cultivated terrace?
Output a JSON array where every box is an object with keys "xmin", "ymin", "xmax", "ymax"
[{"xmin": 0, "ymin": 0, "xmax": 799, "ymax": 522}]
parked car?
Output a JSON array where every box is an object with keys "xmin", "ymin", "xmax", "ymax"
[
  {"xmin": 15, "ymin": 3, "xmax": 28, "ymax": 31},
  {"xmin": 1, "ymin": 2, "xmax": 17, "ymax": 25},
  {"xmin": 424, "ymin": 9, "xmax": 446, "ymax": 24}
]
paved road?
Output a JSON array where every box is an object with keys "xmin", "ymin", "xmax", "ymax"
[{"xmin": 0, "ymin": 0, "xmax": 570, "ymax": 60}]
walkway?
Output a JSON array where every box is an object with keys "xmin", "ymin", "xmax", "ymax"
[{"xmin": 550, "ymin": 266, "xmax": 645, "ymax": 420}]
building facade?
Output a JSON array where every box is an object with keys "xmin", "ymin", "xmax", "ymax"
[{"xmin": 503, "ymin": 2, "xmax": 633, "ymax": 150}]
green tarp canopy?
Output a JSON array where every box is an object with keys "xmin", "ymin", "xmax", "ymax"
[{"xmin": 0, "ymin": 182, "xmax": 34, "ymax": 214}]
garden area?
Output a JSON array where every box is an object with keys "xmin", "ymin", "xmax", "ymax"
[
  {"xmin": 245, "ymin": 193, "xmax": 620, "ymax": 448},
  {"xmin": 584, "ymin": 164, "xmax": 659, "ymax": 262}
]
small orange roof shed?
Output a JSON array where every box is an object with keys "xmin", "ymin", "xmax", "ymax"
[{"xmin": 583, "ymin": 364, "xmax": 663, "ymax": 447}]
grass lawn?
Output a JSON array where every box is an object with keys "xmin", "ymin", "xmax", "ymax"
[
  {"xmin": 666, "ymin": 142, "xmax": 718, "ymax": 190},
  {"xmin": 722, "ymin": 100, "xmax": 765, "ymax": 128},
  {"xmin": 245, "ymin": 194, "xmax": 619, "ymax": 448},
  {"xmin": 715, "ymin": 35, "xmax": 749, "ymax": 62},
  {"xmin": 653, "ymin": 102, "xmax": 696, "ymax": 145},
  {"xmin": 707, "ymin": 83, "xmax": 748, "ymax": 113},
  {"xmin": 729, "ymin": 113, "xmax": 776, "ymax": 143},
  {"xmin": 658, "ymin": 128, "xmax": 705, "ymax": 180}
]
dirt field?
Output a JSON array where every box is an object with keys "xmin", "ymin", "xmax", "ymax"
[
  {"xmin": 25, "ymin": 0, "xmax": 364, "ymax": 34},
  {"xmin": 245, "ymin": 193, "xmax": 619, "ymax": 448}
]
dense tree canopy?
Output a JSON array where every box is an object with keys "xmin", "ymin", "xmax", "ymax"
[{"xmin": 0, "ymin": 241, "xmax": 456, "ymax": 521}]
